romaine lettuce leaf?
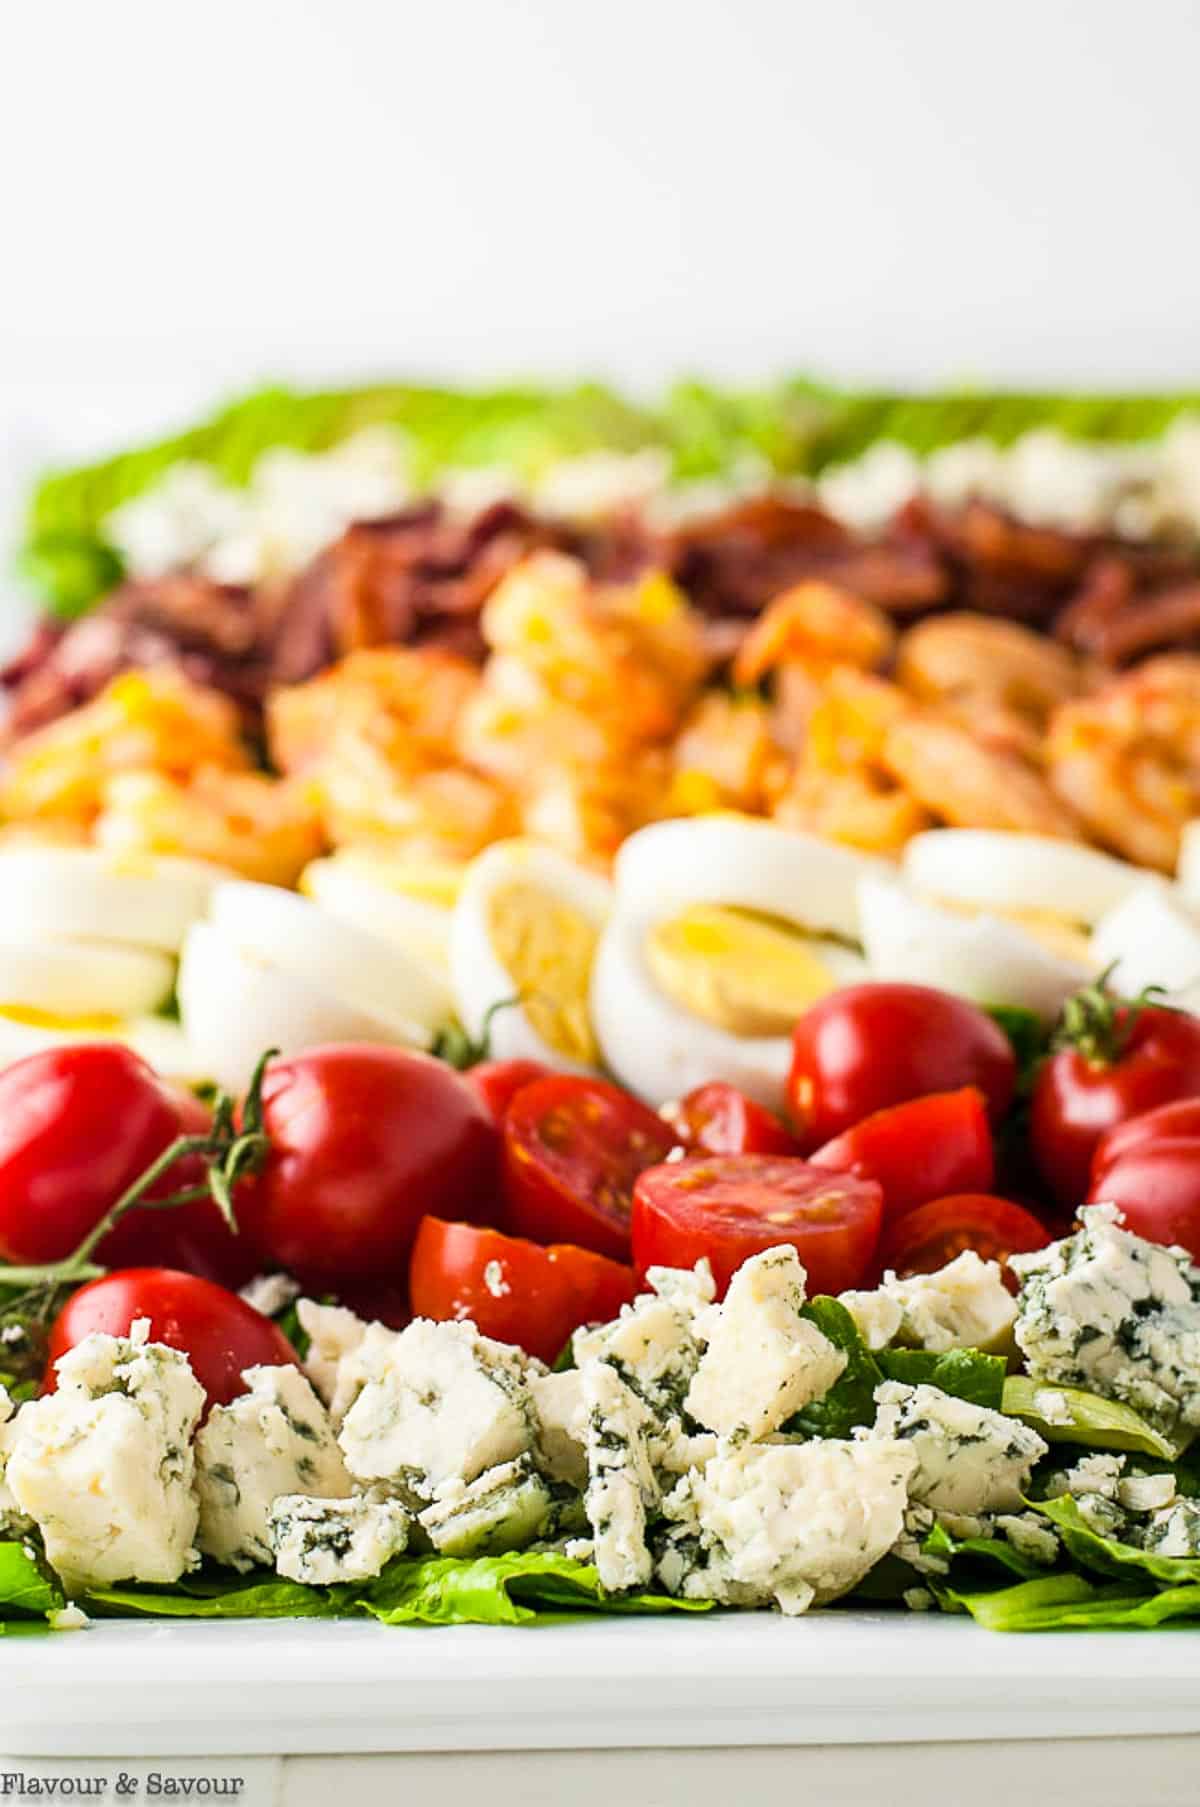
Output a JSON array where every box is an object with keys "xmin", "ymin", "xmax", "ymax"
[
  {"xmin": 937, "ymin": 1570, "xmax": 1200, "ymax": 1631},
  {"xmin": 1002, "ymin": 1376, "xmax": 1181, "ymax": 1461},
  {"xmin": 1034, "ymin": 1494, "xmax": 1200, "ymax": 1588},
  {"xmin": 0, "ymin": 1539, "xmax": 64, "ymax": 1629},
  {"xmin": 922, "ymin": 1518, "xmax": 1052, "ymax": 1584},
  {"xmin": 787, "ymin": 1298, "xmax": 884, "ymax": 1439},
  {"xmin": 878, "ymin": 1347, "xmax": 1007, "ymax": 1411}
]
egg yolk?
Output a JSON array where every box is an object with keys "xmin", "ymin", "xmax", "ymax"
[
  {"xmin": 645, "ymin": 905, "xmax": 842, "ymax": 1037},
  {"xmin": 486, "ymin": 880, "xmax": 600, "ymax": 1064},
  {"xmin": 926, "ymin": 895, "xmax": 1093, "ymax": 966},
  {"xmin": 0, "ymin": 1006, "xmax": 124, "ymax": 1032}
]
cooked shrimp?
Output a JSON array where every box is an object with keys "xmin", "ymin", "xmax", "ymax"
[
  {"xmin": 1046, "ymin": 656, "xmax": 1200, "ymax": 871},
  {"xmin": 669, "ymin": 692, "xmax": 780, "ymax": 815},
  {"xmin": 895, "ymin": 613, "xmax": 1086, "ymax": 748},
  {"xmin": 770, "ymin": 668, "xmax": 930, "ymax": 854},
  {"xmin": 521, "ymin": 752, "xmax": 671, "ymax": 869},
  {"xmin": 267, "ymin": 647, "xmax": 480, "ymax": 779},
  {"xmin": 883, "ymin": 714, "xmax": 1083, "ymax": 838},
  {"xmin": 0, "ymin": 669, "xmax": 248, "ymax": 824},
  {"xmin": 95, "ymin": 767, "xmax": 325, "ymax": 886},
  {"xmin": 732, "ymin": 581, "xmax": 895, "ymax": 689}
]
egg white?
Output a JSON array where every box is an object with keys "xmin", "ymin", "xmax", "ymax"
[
  {"xmin": 902, "ymin": 830, "xmax": 1160, "ymax": 928},
  {"xmin": 0, "ymin": 939, "xmax": 176, "ymax": 1019},
  {"xmin": 450, "ymin": 840, "xmax": 612, "ymax": 1072},
  {"xmin": 0, "ymin": 847, "xmax": 222, "ymax": 952},
  {"xmin": 178, "ymin": 921, "xmax": 430, "ymax": 1092},
  {"xmin": 301, "ymin": 855, "xmax": 454, "ymax": 973},
  {"xmin": 612, "ymin": 816, "xmax": 887, "ymax": 940},
  {"xmin": 208, "ymin": 880, "xmax": 451, "ymax": 1040},
  {"xmin": 1091, "ymin": 884, "xmax": 1200, "ymax": 1008},
  {"xmin": 857, "ymin": 874, "xmax": 1089, "ymax": 1019}
]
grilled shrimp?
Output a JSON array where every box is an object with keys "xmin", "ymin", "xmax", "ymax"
[
  {"xmin": 883, "ymin": 714, "xmax": 1082, "ymax": 838},
  {"xmin": 1046, "ymin": 656, "xmax": 1200, "ymax": 871},
  {"xmin": 896, "ymin": 613, "xmax": 1086, "ymax": 734},
  {"xmin": 770, "ymin": 668, "xmax": 931, "ymax": 854},
  {"xmin": 669, "ymin": 692, "xmax": 780, "ymax": 815},
  {"xmin": 94, "ymin": 767, "xmax": 325, "ymax": 886},
  {"xmin": 732, "ymin": 580, "xmax": 895, "ymax": 688}
]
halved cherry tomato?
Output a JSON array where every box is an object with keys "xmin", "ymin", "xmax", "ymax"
[
  {"xmin": 787, "ymin": 984, "xmax": 1016, "ymax": 1151},
  {"xmin": 809, "ymin": 1089, "xmax": 994, "ymax": 1224},
  {"xmin": 464, "ymin": 1059, "xmax": 554, "ymax": 1127},
  {"xmin": 631, "ymin": 1153, "xmax": 882, "ymax": 1297},
  {"xmin": 503, "ymin": 1076, "xmax": 677, "ymax": 1260},
  {"xmin": 877, "ymin": 1193, "xmax": 1051, "ymax": 1279},
  {"xmin": 410, "ymin": 1216, "xmax": 636, "ymax": 1364},
  {"xmin": 664, "ymin": 1082, "xmax": 800, "ymax": 1157},
  {"xmin": 45, "ymin": 1268, "xmax": 298, "ymax": 1408},
  {"xmin": 1086, "ymin": 1100, "xmax": 1200, "ymax": 1261},
  {"xmin": 1031, "ymin": 990, "xmax": 1200, "ymax": 1209},
  {"xmin": 237, "ymin": 1046, "xmax": 500, "ymax": 1284}
]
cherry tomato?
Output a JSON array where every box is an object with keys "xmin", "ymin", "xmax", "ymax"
[
  {"xmin": 410, "ymin": 1216, "xmax": 636, "ymax": 1365},
  {"xmin": 631, "ymin": 1153, "xmax": 882, "ymax": 1297},
  {"xmin": 809, "ymin": 1089, "xmax": 994, "ymax": 1224},
  {"xmin": 464, "ymin": 1058, "xmax": 554, "ymax": 1127},
  {"xmin": 236, "ymin": 1045, "xmax": 499, "ymax": 1284},
  {"xmin": 45, "ymin": 1268, "xmax": 298, "ymax": 1407},
  {"xmin": 1086, "ymin": 1102, "xmax": 1200, "ymax": 1262},
  {"xmin": 503, "ymin": 1076, "xmax": 677, "ymax": 1260},
  {"xmin": 1091, "ymin": 1096, "xmax": 1200, "ymax": 1182},
  {"xmin": 787, "ymin": 984, "xmax": 1016, "ymax": 1151},
  {"xmin": 1031, "ymin": 995, "xmax": 1200, "ymax": 1209},
  {"xmin": 664, "ymin": 1082, "xmax": 800, "ymax": 1157},
  {"xmin": 0, "ymin": 1045, "xmax": 248, "ymax": 1283},
  {"xmin": 877, "ymin": 1194, "xmax": 1051, "ymax": 1279}
]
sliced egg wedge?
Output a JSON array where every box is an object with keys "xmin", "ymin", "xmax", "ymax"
[
  {"xmin": 857, "ymin": 874, "xmax": 1090, "ymax": 1020},
  {"xmin": 590, "ymin": 909, "xmax": 798, "ymax": 1109},
  {"xmin": 612, "ymin": 815, "xmax": 887, "ymax": 942},
  {"xmin": 1091, "ymin": 885, "xmax": 1200, "ymax": 1007},
  {"xmin": 0, "ymin": 847, "xmax": 222, "ymax": 952},
  {"xmin": 178, "ymin": 922, "xmax": 431, "ymax": 1092},
  {"xmin": 644, "ymin": 905, "xmax": 865, "ymax": 1038},
  {"xmin": 0, "ymin": 1009, "xmax": 201, "ymax": 1083},
  {"xmin": 450, "ymin": 840, "xmax": 612, "ymax": 1072},
  {"xmin": 300, "ymin": 854, "xmax": 457, "ymax": 973},
  {"xmin": 0, "ymin": 939, "xmax": 175, "ymax": 1019},
  {"xmin": 208, "ymin": 881, "xmax": 451, "ymax": 1039},
  {"xmin": 902, "ymin": 830, "xmax": 1162, "ymax": 930}
]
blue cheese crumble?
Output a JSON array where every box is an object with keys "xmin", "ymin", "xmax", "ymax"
[
  {"xmin": 270, "ymin": 1489, "xmax": 411, "ymax": 1584},
  {"xmin": 1012, "ymin": 1206, "xmax": 1200, "ymax": 1434},
  {"xmin": 865, "ymin": 1381, "xmax": 1047, "ymax": 1515}
]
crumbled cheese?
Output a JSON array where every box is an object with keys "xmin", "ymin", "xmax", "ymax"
[
  {"xmin": 685, "ymin": 1246, "xmax": 845, "ymax": 1442},
  {"xmin": 837, "ymin": 1288, "xmax": 904, "ymax": 1352},
  {"xmin": 337, "ymin": 1318, "xmax": 537, "ymax": 1495},
  {"xmin": 5, "ymin": 1325, "xmax": 204, "ymax": 1588},
  {"xmin": 238, "ymin": 1273, "xmax": 301, "ymax": 1319},
  {"xmin": 882, "ymin": 1252, "xmax": 1017, "ymax": 1355},
  {"xmin": 194, "ymin": 1365, "xmax": 351, "ymax": 1571},
  {"xmin": 530, "ymin": 1369, "xmax": 589, "ymax": 1489},
  {"xmin": 1140, "ymin": 1498, "xmax": 1200, "ymax": 1558},
  {"xmin": 865, "ymin": 1381, "xmax": 1047, "ymax": 1516},
  {"xmin": 1013, "ymin": 1207, "xmax": 1200, "ymax": 1433},
  {"xmin": 574, "ymin": 1277, "xmax": 705, "ymax": 1419},
  {"xmin": 994, "ymin": 1512, "xmax": 1060, "ymax": 1567},
  {"xmin": 1118, "ymin": 1472, "xmax": 1178, "ymax": 1514},
  {"xmin": 49, "ymin": 1603, "xmax": 91, "ymax": 1632},
  {"xmin": 419, "ymin": 1455, "xmax": 554, "ymax": 1556},
  {"xmin": 270, "ymin": 1489, "xmax": 411, "ymax": 1585},
  {"xmin": 297, "ymin": 1299, "xmax": 371, "ymax": 1428},
  {"xmin": 581, "ymin": 1362, "xmax": 659, "ymax": 1591}
]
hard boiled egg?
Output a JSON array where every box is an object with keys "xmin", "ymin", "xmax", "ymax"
[
  {"xmin": 450, "ymin": 840, "xmax": 612, "ymax": 1072},
  {"xmin": 0, "ymin": 846, "xmax": 221, "ymax": 951},
  {"xmin": 300, "ymin": 851, "xmax": 460, "ymax": 973},
  {"xmin": 1091, "ymin": 885, "xmax": 1200, "ymax": 1008},
  {"xmin": 0, "ymin": 939, "xmax": 176, "ymax": 1018},
  {"xmin": 591, "ymin": 817, "xmax": 876, "ymax": 1109},
  {"xmin": 857, "ymin": 874, "xmax": 1090, "ymax": 1019},
  {"xmin": 903, "ymin": 829, "xmax": 1161, "ymax": 933}
]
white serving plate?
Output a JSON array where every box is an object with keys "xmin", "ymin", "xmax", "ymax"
[{"xmin": 5, "ymin": 1611, "xmax": 1199, "ymax": 1757}]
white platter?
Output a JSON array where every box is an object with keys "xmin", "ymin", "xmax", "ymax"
[{"xmin": 5, "ymin": 1611, "xmax": 1200, "ymax": 1757}]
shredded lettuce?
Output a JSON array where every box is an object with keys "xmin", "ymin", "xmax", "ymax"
[
  {"xmin": 1002, "ymin": 1376, "xmax": 1182, "ymax": 1461},
  {"xmin": 937, "ymin": 1572, "xmax": 1200, "ymax": 1632}
]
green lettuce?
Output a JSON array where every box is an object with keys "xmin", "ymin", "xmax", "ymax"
[
  {"xmin": 1002, "ymin": 1376, "xmax": 1182, "ymax": 1461},
  {"xmin": 85, "ymin": 1550, "xmax": 710, "ymax": 1628},
  {"xmin": 0, "ymin": 1539, "xmax": 64, "ymax": 1632},
  {"xmin": 938, "ymin": 1571, "xmax": 1200, "ymax": 1632},
  {"xmin": 878, "ymin": 1347, "xmax": 1007, "ymax": 1411},
  {"xmin": 787, "ymin": 1298, "xmax": 884, "ymax": 1439},
  {"xmin": 1035, "ymin": 1494, "xmax": 1200, "ymax": 1589},
  {"xmin": 922, "ymin": 1518, "xmax": 1052, "ymax": 1585}
]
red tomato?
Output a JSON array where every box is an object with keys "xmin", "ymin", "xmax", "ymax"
[
  {"xmin": 1086, "ymin": 1103, "xmax": 1200, "ymax": 1262},
  {"xmin": 45, "ymin": 1268, "xmax": 298, "ymax": 1407},
  {"xmin": 787, "ymin": 984, "xmax": 1016, "ymax": 1151},
  {"xmin": 631, "ymin": 1153, "xmax": 882, "ymax": 1297},
  {"xmin": 1091, "ymin": 1096, "xmax": 1200, "ymax": 1183},
  {"xmin": 236, "ymin": 1046, "xmax": 500, "ymax": 1284},
  {"xmin": 464, "ymin": 1058, "xmax": 554, "ymax": 1127},
  {"xmin": 877, "ymin": 1194, "xmax": 1052, "ymax": 1279},
  {"xmin": 809, "ymin": 1089, "xmax": 994, "ymax": 1224},
  {"xmin": 410, "ymin": 1216, "xmax": 636, "ymax": 1364},
  {"xmin": 1031, "ymin": 998, "xmax": 1200, "ymax": 1209},
  {"xmin": 0, "ymin": 1045, "xmax": 248, "ymax": 1283},
  {"xmin": 503, "ymin": 1076, "xmax": 677, "ymax": 1260},
  {"xmin": 664, "ymin": 1082, "xmax": 800, "ymax": 1157}
]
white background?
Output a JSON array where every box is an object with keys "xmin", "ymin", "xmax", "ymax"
[{"xmin": 3, "ymin": 0, "xmax": 1200, "ymax": 478}]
